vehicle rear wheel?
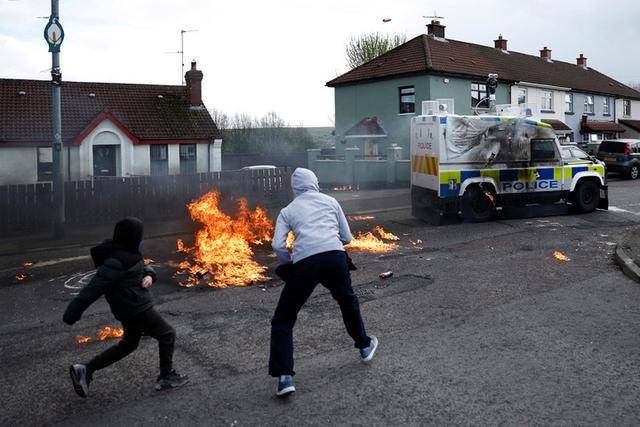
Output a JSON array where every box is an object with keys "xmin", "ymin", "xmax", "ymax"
[
  {"xmin": 573, "ymin": 180, "xmax": 600, "ymax": 213},
  {"xmin": 460, "ymin": 185, "xmax": 496, "ymax": 222},
  {"xmin": 629, "ymin": 165, "xmax": 639, "ymax": 180}
]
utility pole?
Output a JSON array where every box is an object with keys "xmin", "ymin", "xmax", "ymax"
[{"xmin": 44, "ymin": 0, "xmax": 65, "ymax": 239}]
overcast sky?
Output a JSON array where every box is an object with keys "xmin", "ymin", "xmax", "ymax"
[{"xmin": 1, "ymin": 0, "xmax": 639, "ymax": 127}]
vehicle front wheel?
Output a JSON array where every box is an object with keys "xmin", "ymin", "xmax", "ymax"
[
  {"xmin": 460, "ymin": 185, "xmax": 496, "ymax": 222},
  {"xmin": 628, "ymin": 165, "xmax": 639, "ymax": 180},
  {"xmin": 573, "ymin": 180, "xmax": 600, "ymax": 213}
]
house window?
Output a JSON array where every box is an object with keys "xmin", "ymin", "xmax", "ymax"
[
  {"xmin": 37, "ymin": 147, "xmax": 53, "ymax": 182},
  {"xmin": 516, "ymin": 88, "xmax": 527, "ymax": 105},
  {"xmin": 623, "ymin": 99, "xmax": 632, "ymax": 116},
  {"xmin": 179, "ymin": 144, "xmax": 197, "ymax": 174},
  {"xmin": 584, "ymin": 95, "xmax": 594, "ymax": 114},
  {"xmin": 150, "ymin": 144, "xmax": 169, "ymax": 176},
  {"xmin": 603, "ymin": 97, "xmax": 611, "ymax": 115},
  {"xmin": 471, "ymin": 82, "xmax": 489, "ymax": 109},
  {"xmin": 565, "ymin": 93, "xmax": 573, "ymax": 113},
  {"xmin": 398, "ymin": 86, "xmax": 415, "ymax": 113},
  {"xmin": 541, "ymin": 90, "xmax": 553, "ymax": 111}
]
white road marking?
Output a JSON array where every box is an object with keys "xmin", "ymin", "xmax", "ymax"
[
  {"xmin": 63, "ymin": 271, "xmax": 96, "ymax": 290},
  {"xmin": 32, "ymin": 255, "xmax": 90, "ymax": 268},
  {"xmin": 609, "ymin": 206, "xmax": 640, "ymax": 215}
]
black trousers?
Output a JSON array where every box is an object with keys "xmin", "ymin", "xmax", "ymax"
[
  {"xmin": 86, "ymin": 307, "xmax": 175, "ymax": 377},
  {"xmin": 269, "ymin": 250, "xmax": 371, "ymax": 377}
]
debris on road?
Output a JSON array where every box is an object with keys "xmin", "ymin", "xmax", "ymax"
[
  {"xmin": 349, "ymin": 215, "xmax": 376, "ymax": 221},
  {"xmin": 379, "ymin": 271, "xmax": 394, "ymax": 279},
  {"xmin": 75, "ymin": 336, "xmax": 93, "ymax": 345},
  {"xmin": 20, "ymin": 261, "xmax": 33, "ymax": 267},
  {"xmin": 15, "ymin": 274, "xmax": 26, "ymax": 281}
]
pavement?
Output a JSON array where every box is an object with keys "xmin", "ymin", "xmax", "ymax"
[
  {"xmin": 2, "ymin": 179, "xmax": 640, "ymax": 425},
  {"xmin": 614, "ymin": 230, "xmax": 640, "ymax": 283}
]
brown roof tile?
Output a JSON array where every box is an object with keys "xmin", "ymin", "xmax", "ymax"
[
  {"xmin": 327, "ymin": 35, "xmax": 640, "ymax": 100},
  {"xmin": 581, "ymin": 120, "xmax": 627, "ymax": 133},
  {"xmin": 541, "ymin": 119, "xmax": 572, "ymax": 131},
  {"xmin": 0, "ymin": 78, "xmax": 218, "ymax": 145}
]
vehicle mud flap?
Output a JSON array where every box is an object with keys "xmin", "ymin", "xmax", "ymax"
[
  {"xmin": 411, "ymin": 186, "xmax": 458, "ymax": 225},
  {"xmin": 598, "ymin": 185, "xmax": 609, "ymax": 210}
]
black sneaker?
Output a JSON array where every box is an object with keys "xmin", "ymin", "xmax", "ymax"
[
  {"xmin": 155, "ymin": 370, "xmax": 189, "ymax": 391},
  {"xmin": 69, "ymin": 364, "xmax": 91, "ymax": 398}
]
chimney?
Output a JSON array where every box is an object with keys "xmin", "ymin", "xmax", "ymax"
[
  {"xmin": 576, "ymin": 53, "xmax": 588, "ymax": 69},
  {"xmin": 184, "ymin": 60, "xmax": 203, "ymax": 107},
  {"xmin": 494, "ymin": 35, "xmax": 507, "ymax": 50},
  {"xmin": 539, "ymin": 46, "xmax": 552, "ymax": 61},
  {"xmin": 427, "ymin": 20, "xmax": 446, "ymax": 38}
]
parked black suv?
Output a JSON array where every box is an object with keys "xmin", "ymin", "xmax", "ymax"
[{"xmin": 596, "ymin": 139, "xmax": 640, "ymax": 180}]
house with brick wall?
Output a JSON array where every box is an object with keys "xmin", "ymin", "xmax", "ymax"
[
  {"xmin": 326, "ymin": 21, "xmax": 640, "ymax": 158},
  {"xmin": 0, "ymin": 61, "xmax": 221, "ymax": 185}
]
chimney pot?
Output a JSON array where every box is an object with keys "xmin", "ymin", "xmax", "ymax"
[
  {"xmin": 540, "ymin": 46, "xmax": 552, "ymax": 60},
  {"xmin": 184, "ymin": 60, "xmax": 204, "ymax": 107},
  {"xmin": 576, "ymin": 53, "xmax": 587, "ymax": 68},
  {"xmin": 427, "ymin": 19, "xmax": 446, "ymax": 38},
  {"xmin": 494, "ymin": 35, "xmax": 508, "ymax": 50}
]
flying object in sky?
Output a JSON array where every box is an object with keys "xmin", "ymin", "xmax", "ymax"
[{"xmin": 382, "ymin": 18, "xmax": 391, "ymax": 23}]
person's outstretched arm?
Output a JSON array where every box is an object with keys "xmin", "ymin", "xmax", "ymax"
[
  {"xmin": 62, "ymin": 259, "xmax": 123, "ymax": 325},
  {"xmin": 335, "ymin": 201, "xmax": 353, "ymax": 244},
  {"xmin": 272, "ymin": 211, "xmax": 292, "ymax": 264}
]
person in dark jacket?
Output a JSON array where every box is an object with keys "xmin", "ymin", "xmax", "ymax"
[{"xmin": 63, "ymin": 217, "xmax": 188, "ymax": 398}]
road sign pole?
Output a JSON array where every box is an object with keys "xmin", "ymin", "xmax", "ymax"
[{"xmin": 49, "ymin": 0, "xmax": 65, "ymax": 239}]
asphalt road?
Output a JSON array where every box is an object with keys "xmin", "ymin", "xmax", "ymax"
[{"xmin": 1, "ymin": 178, "xmax": 640, "ymax": 426}]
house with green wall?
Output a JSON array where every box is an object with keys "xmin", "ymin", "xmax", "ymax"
[{"xmin": 326, "ymin": 21, "xmax": 640, "ymax": 161}]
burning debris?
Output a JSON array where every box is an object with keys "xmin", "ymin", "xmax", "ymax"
[
  {"xmin": 553, "ymin": 251, "xmax": 571, "ymax": 262},
  {"xmin": 20, "ymin": 261, "xmax": 34, "ymax": 267},
  {"xmin": 75, "ymin": 326, "xmax": 125, "ymax": 345},
  {"xmin": 332, "ymin": 185, "xmax": 353, "ymax": 191},
  {"xmin": 349, "ymin": 215, "xmax": 376, "ymax": 221},
  {"xmin": 15, "ymin": 274, "xmax": 26, "ymax": 282},
  {"xmin": 143, "ymin": 258, "xmax": 155, "ymax": 266},
  {"xmin": 175, "ymin": 191, "xmax": 274, "ymax": 288},
  {"xmin": 286, "ymin": 231, "xmax": 295, "ymax": 251},
  {"xmin": 345, "ymin": 227, "xmax": 400, "ymax": 253}
]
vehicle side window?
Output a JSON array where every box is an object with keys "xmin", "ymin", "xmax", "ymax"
[{"xmin": 531, "ymin": 139, "xmax": 558, "ymax": 162}]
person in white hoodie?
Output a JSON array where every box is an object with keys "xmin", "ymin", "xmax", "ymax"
[{"xmin": 269, "ymin": 168, "xmax": 378, "ymax": 397}]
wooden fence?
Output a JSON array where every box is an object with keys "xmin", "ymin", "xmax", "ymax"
[{"xmin": 0, "ymin": 167, "xmax": 293, "ymax": 233}]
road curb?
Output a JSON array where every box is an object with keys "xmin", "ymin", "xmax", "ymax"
[{"xmin": 614, "ymin": 232, "xmax": 640, "ymax": 283}]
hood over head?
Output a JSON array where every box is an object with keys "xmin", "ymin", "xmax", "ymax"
[
  {"xmin": 291, "ymin": 168, "xmax": 319, "ymax": 197},
  {"xmin": 90, "ymin": 239, "xmax": 142, "ymax": 269},
  {"xmin": 113, "ymin": 217, "xmax": 144, "ymax": 252}
]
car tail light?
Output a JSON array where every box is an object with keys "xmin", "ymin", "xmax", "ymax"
[{"xmin": 625, "ymin": 144, "xmax": 631, "ymax": 156}]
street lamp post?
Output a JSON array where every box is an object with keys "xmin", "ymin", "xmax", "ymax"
[{"xmin": 44, "ymin": 0, "xmax": 65, "ymax": 239}]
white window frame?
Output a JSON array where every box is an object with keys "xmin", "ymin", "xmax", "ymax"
[
  {"xmin": 516, "ymin": 88, "xmax": 527, "ymax": 105},
  {"xmin": 623, "ymin": 99, "xmax": 632, "ymax": 117},
  {"xmin": 541, "ymin": 90, "xmax": 553, "ymax": 111},
  {"xmin": 603, "ymin": 97, "xmax": 611, "ymax": 116},
  {"xmin": 565, "ymin": 93, "xmax": 573, "ymax": 113},
  {"xmin": 584, "ymin": 95, "xmax": 595, "ymax": 114}
]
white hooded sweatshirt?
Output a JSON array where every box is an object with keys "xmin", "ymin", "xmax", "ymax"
[{"xmin": 272, "ymin": 168, "xmax": 353, "ymax": 264}]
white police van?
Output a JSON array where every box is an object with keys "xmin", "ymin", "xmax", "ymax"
[{"xmin": 410, "ymin": 99, "xmax": 608, "ymax": 224}]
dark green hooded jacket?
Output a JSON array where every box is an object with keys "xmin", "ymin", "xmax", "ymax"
[{"xmin": 63, "ymin": 217, "xmax": 156, "ymax": 324}]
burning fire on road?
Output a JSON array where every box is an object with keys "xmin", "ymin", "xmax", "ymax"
[
  {"xmin": 175, "ymin": 191, "xmax": 273, "ymax": 288},
  {"xmin": 15, "ymin": 274, "xmax": 26, "ymax": 281},
  {"xmin": 345, "ymin": 227, "xmax": 399, "ymax": 253},
  {"xmin": 349, "ymin": 215, "xmax": 376, "ymax": 221},
  {"xmin": 75, "ymin": 326, "xmax": 125, "ymax": 345},
  {"xmin": 553, "ymin": 251, "xmax": 570, "ymax": 262}
]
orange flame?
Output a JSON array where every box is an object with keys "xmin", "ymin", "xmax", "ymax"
[
  {"xmin": 175, "ymin": 191, "xmax": 274, "ymax": 288},
  {"xmin": 143, "ymin": 258, "xmax": 155, "ymax": 265},
  {"xmin": 96, "ymin": 326, "xmax": 125, "ymax": 341},
  {"xmin": 349, "ymin": 215, "xmax": 376, "ymax": 221},
  {"xmin": 332, "ymin": 185, "xmax": 352, "ymax": 191},
  {"xmin": 21, "ymin": 261, "xmax": 34, "ymax": 267},
  {"xmin": 15, "ymin": 274, "xmax": 26, "ymax": 281},
  {"xmin": 345, "ymin": 226, "xmax": 399, "ymax": 253},
  {"xmin": 75, "ymin": 336, "xmax": 93, "ymax": 345},
  {"xmin": 553, "ymin": 251, "xmax": 570, "ymax": 262},
  {"xmin": 286, "ymin": 231, "xmax": 295, "ymax": 251}
]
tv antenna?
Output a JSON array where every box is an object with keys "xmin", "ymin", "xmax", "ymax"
[
  {"xmin": 165, "ymin": 29, "xmax": 199, "ymax": 84},
  {"xmin": 423, "ymin": 11, "xmax": 444, "ymax": 23}
]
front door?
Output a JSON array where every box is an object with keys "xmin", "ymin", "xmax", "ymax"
[{"xmin": 93, "ymin": 145, "xmax": 117, "ymax": 176}]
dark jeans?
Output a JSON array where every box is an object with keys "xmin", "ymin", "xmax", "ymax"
[
  {"xmin": 269, "ymin": 250, "xmax": 371, "ymax": 377},
  {"xmin": 86, "ymin": 307, "xmax": 175, "ymax": 377}
]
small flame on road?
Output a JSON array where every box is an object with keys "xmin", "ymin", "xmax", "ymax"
[
  {"xmin": 15, "ymin": 274, "xmax": 26, "ymax": 281},
  {"xmin": 96, "ymin": 326, "xmax": 125, "ymax": 341},
  {"xmin": 345, "ymin": 227, "xmax": 399, "ymax": 253},
  {"xmin": 553, "ymin": 251, "xmax": 570, "ymax": 262},
  {"xmin": 75, "ymin": 336, "xmax": 93, "ymax": 345},
  {"xmin": 143, "ymin": 258, "xmax": 155, "ymax": 265},
  {"xmin": 20, "ymin": 261, "xmax": 34, "ymax": 267},
  {"xmin": 332, "ymin": 185, "xmax": 352, "ymax": 191},
  {"xmin": 349, "ymin": 215, "xmax": 376, "ymax": 221}
]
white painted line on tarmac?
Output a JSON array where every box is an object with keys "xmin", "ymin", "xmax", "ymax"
[
  {"xmin": 32, "ymin": 255, "xmax": 91, "ymax": 268},
  {"xmin": 609, "ymin": 206, "xmax": 640, "ymax": 215}
]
